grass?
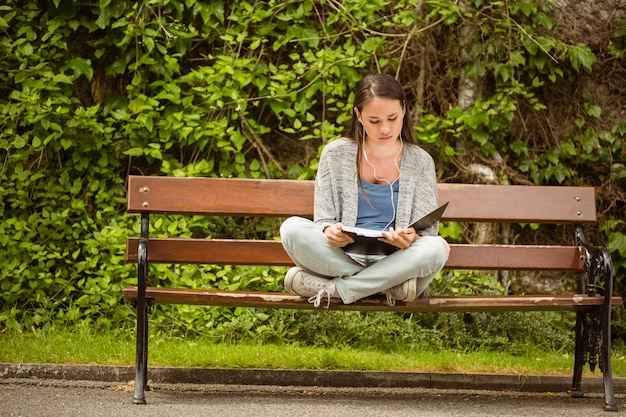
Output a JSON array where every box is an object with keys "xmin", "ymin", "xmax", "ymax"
[{"xmin": 1, "ymin": 328, "xmax": 625, "ymax": 377}]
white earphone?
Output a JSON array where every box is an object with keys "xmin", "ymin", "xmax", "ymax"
[{"xmin": 362, "ymin": 138, "xmax": 403, "ymax": 232}]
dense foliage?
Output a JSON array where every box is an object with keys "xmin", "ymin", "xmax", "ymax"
[{"xmin": 1, "ymin": 0, "xmax": 625, "ymax": 349}]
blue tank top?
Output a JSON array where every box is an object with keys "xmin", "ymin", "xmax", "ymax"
[{"xmin": 355, "ymin": 179, "xmax": 399, "ymax": 231}]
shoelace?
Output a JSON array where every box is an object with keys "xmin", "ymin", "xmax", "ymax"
[
  {"xmin": 384, "ymin": 291, "xmax": 397, "ymax": 307},
  {"xmin": 308, "ymin": 282, "xmax": 335, "ymax": 309},
  {"xmin": 384, "ymin": 282, "xmax": 426, "ymax": 306}
]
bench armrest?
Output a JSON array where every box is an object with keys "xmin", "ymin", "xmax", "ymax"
[{"xmin": 574, "ymin": 225, "xmax": 615, "ymax": 300}]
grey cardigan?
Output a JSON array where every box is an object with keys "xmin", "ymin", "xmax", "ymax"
[{"xmin": 314, "ymin": 138, "xmax": 440, "ymax": 237}]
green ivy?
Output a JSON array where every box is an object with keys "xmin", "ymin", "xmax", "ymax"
[{"xmin": 1, "ymin": 0, "xmax": 624, "ymax": 342}]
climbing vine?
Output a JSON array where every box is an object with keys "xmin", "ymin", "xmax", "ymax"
[{"xmin": 1, "ymin": 0, "xmax": 624, "ymax": 339}]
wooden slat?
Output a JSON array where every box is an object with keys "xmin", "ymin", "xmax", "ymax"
[
  {"xmin": 126, "ymin": 238, "xmax": 293, "ymax": 265},
  {"xmin": 126, "ymin": 238, "xmax": 586, "ymax": 271},
  {"xmin": 438, "ymin": 183, "xmax": 596, "ymax": 223},
  {"xmin": 122, "ymin": 287, "xmax": 623, "ymax": 313},
  {"xmin": 127, "ymin": 176, "xmax": 597, "ymax": 223},
  {"xmin": 447, "ymin": 244, "xmax": 585, "ymax": 271},
  {"xmin": 127, "ymin": 176, "xmax": 315, "ymax": 217}
]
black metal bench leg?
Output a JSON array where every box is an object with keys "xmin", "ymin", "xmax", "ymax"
[
  {"xmin": 601, "ymin": 249, "xmax": 618, "ymax": 412},
  {"xmin": 601, "ymin": 250, "xmax": 618, "ymax": 411},
  {"xmin": 133, "ymin": 216, "xmax": 150, "ymax": 405},
  {"xmin": 133, "ymin": 296, "xmax": 148, "ymax": 405},
  {"xmin": 571, "ymin": 306, "xmax": 618, "ymax": 411},
  {"xmin": 602, "ymin": 303, "xmax": 617, "ymax": 411},
  {"xmin": 571, "ymin": 311, "xmax": 585, "ymax": 398}
]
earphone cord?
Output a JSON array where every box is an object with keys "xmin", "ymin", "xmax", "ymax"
[{"xmin": 362, "ymin": 137, "xmax": 403, "ymax": 232}]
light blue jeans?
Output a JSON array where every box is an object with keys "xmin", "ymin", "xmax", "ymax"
[{"xmin": 279, "ymin": 216, "xmax": 450, "ymax": 304}]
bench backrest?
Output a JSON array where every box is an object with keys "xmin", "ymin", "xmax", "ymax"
[
  {"xmin": 126, "ymin": 176, "xmax": 597, "ymax": 272},
  {"xmin": 127, "ymin": 176, "xmax": 597, "ymax": 223}
]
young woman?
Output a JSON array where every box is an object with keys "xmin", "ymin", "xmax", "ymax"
[{"xmin": 280, "ymin": 73, "xmax": 450, "ymax": 308}]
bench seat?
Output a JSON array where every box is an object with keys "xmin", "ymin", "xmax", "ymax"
[{"xmin": 123, "ymin": 286, "xmax": 622, "ymax": 313}]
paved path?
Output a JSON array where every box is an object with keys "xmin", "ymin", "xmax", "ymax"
[{"xmin": 1, "ymin": 378, "xmax": 624, "ymax": 417}]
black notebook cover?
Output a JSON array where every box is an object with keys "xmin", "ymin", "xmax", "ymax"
[{"xmin": 341, "ymin": 201, "xmax": 449, "ymax": 255}]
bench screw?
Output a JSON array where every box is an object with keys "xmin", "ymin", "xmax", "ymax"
[
  {"xmin": 575, "ymin": 196, "xmax": 581, "ymax": 202},
  {"xmin": 576, "ymin": 210, "xmax": 582, "ymax": 217},
  {"xmin": 140, "ymin": 187, "xmax": 150, "ymax": 193},
  {"xmin": 142, "ymin": 202, "xmax": 150, "ymax": 208}
]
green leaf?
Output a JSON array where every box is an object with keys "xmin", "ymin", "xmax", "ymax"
[
  {"xmin": 568, "ymin": 43, "xmax": 596, "ymax": 72},
  {"xmin": 52, "ymin": 74, "xmax": 74, "ymax": 84},
  {"xmin": 586, "ymin": 105, "xmax": 601, "ymax": 119},
  {"xmin": 14, "ymin": 135, "xmax": 26, "ymax": 149},
  {"xmin": 124, "ymin": 148, "xmax": 145, "ymax": 156},
  {"xmin": 608, "ymin": 232, "xmax": 626, "ymax": 257},
  {"xmin": 510, "ymin": 140, "xmax": 528, "ymax": 156},
  {"xmin": 494, "ymin": 63, "xmax": 511, "ymax": 82},
  {"xmin": 465, "ymin": 113, "xmax": 489, "ymax": 130},
  {"xmin": 511, "ymin": 2, "xmax": 536, "ymax": 17},
  {"xmin": 532, "ymin": 12, "xmax": 554, "ymax": 30},
  {"xmin": 66, "ymin": 58, "xmax": 94, "ymax": 81},
  {"xmin": 60, "ymin": 138, "xmax": 72, "ymax": 150},
  {"xmin": 362, "ymin": 37, "xmax": 384, "ymax": 53},
  {"xmin": 466, "ymin": 62, "xmax": 486, "ymax": 78},
  {"xmin": 70, "ymin": 179, "xmax": 82, "ymax": 194},
  {"xmin": 612, "ymin": 163, "xmax": 626, "ymax": 180}
]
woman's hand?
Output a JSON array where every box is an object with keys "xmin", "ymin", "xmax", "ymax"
[
  {"xmin": 381, "ymin": 227, "xmax": 419, "ymax": 249},
  {"xmin": 324, "ymin": 223, "xmax": 354, "ymax": 247}
]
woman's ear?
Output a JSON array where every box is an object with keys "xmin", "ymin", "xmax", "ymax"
[{"xmin": 354, "ymin": 107, "xmax": 362, "ymax": 123}]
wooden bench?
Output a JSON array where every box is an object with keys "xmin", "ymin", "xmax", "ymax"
[{"xmin": 123, "ymin": 175, "xmax": 622, "ymax": 411}]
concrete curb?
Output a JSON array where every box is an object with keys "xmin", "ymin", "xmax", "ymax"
[{"xmin": 2, "ymin": 363, "xmax": 624, "ymax": 394}]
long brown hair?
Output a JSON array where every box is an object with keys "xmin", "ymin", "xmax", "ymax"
[{"xmin": 347, "ymin": 73, "xmax": 416, "ymax": 188}]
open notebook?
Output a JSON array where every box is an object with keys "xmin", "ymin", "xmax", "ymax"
[{"xmin": 341, "ymin": 201, "xmax": 449, "ymax": 255}]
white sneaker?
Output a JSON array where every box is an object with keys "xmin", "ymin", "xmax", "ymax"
[
  {"xmin": 383, "ymin": 278, "xmax": 418, "ymax": 306},
  {"xmin": 284, "ymin": 267, "xmax": 332, "ymax": 297}
]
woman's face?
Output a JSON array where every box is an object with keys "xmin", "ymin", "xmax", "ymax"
[{"xmin": 356, "ymin": 97, "xmax": 405, "ymax": 145}]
